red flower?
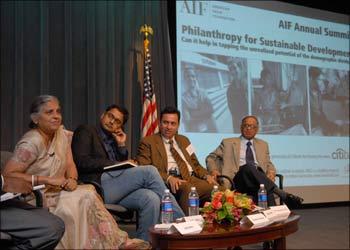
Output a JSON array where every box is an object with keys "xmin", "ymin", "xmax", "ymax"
[
  {"xmin": 226, "ymin": 196, "xmax": 234, "ymax": 203},
  {"xmin": 212, "ymin": 192, "xmax": 223, "ymax": 202},
  {"xmin": 201, "ymin": 189, "xmax": 255, "ymax": 224},
  {"xmin": 212, "ymin": 200, "xmax": 222, "ymax": 210}
]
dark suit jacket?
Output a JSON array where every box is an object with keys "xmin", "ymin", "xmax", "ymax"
[
  {"xmin": 71, "ymin": 125, "xmax": 128, "ymax": 184},
  {"xmin": 136, "ymin": 133, "xmax": 208, "ymax": 182}
]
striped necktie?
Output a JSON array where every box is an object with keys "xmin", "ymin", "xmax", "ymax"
[
  {"xmin": 246, "ymin": 141, "xmax": 255, "ymax": 166},
  {"xmin": 169, "ymin": 139, "xmax": 191, "ymax": 181}
]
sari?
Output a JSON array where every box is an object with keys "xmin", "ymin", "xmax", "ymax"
[{"xmin": 12, "ymin": 126, "xmax": 149, "ymax": 249}]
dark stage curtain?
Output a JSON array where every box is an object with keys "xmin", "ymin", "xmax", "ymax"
[{"xmin": 1, "ymin": 1, "xmax": 175, "ymax": 155}]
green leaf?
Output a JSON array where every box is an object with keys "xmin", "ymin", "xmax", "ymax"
[
  {"xmin": 217, "ymin": 209, "xmax": 227, "ymax": 220},
  {"xmin": 224, "ymin": 202, "xmax": 233, "ymax": 211}
]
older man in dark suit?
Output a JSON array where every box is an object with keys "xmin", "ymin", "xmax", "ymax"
[
  {"xmin": 206, "ymin": 115, "xmax": 303, "ymax": 208},
  {"xmin": 136, "ymin": 106, "xmax": 218, "ymax": 214}
]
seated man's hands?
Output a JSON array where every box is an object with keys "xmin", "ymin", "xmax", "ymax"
[
  {"xmin": 209, "ymin": 169, "xmax": 220, "ymax": 180},
  {"xmin": 112, "ymin": 129, "xmax": 127, "ymax": 147},
  {"xmin": 266, "ymin": 170, "xmax": 276, "ymax": 182},
  {"xmin": 168, "ymin": 176, "xmax": 187, "ymax": 194},
  {"xmin": 128, "ymin": 159, "xmax": 138, "ymax": 165},
  {"xmin": 204, "ymin": 174, "xmax": 218, "ymax": 185}
]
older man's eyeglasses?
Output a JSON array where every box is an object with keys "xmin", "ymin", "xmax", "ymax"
[
  {"xmin": 242, "ymin": 124, "xmax": 258, "ymax": 130},
  {"xmin": 106, "ymin": 112, "xmax": 122, "ymax": 125}
]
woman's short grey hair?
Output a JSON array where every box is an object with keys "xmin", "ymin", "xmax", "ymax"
[{"xmin": 29, "ymin": 95, "xmax": 59, "ymax": 128}]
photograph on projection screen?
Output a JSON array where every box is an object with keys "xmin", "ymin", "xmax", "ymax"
[{"xmin": 180, "ymin": 53, "xmax": 348, "ymax": 136}]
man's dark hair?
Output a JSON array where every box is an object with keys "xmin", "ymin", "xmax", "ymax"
[
  {"xmin": 105, "ymin": 104, "xmax": 129, "ymax": 125},
  {"xmin": 160, "ymin": 106, "xmax": 181, "ymax": 122}
]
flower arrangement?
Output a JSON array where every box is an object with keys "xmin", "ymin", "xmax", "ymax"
[{"xmin": 201, "ymin": 189, "xmax": 255, "ymax": 224}]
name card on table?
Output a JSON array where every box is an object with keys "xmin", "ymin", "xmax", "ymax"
[
  {"xmin": 154, "ymin": 220, "xmax": 203, "ymax": 235},
  {"xmin": 240, "ymin": 213, "xmax": 271, "ymax": 228},
  {"xmin": 154, "ymin": 223, "xmax": 174, "ymax": 230},
  {"xmin": 172, "ymin": 221, "xmax": 203, "ymax": 235},
  {"xmin": 263, "ymin": 205, "xmax": 290, "ymax": 222},
  {"xmin": 184, "ymin": 215, "xmax": 204, "ymax": 224}
]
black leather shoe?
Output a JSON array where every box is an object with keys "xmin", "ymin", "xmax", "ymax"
[
  {"xmin": 263, "ymin": 241, "xmax": 273, "ymax": 250},
  {"xmin": 285, "ymin": 193, "xmax": 304, "ymax": 209}
]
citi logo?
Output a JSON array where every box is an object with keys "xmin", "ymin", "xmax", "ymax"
[
  {"xmin": 180, "ymin": 0, "xmax": 208, "ymax": 16},
  {"xmin": 331, "ymin": 148, "xmax": 349, "ymax": 159}
]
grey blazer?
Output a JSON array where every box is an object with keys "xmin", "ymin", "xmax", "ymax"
[{"xmin": 206, "ymin": 137, "xmax": 276, "ymax": 188}]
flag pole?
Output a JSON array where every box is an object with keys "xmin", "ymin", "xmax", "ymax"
[{"xmin": 140, "ymin": 24, "xmax": 153, "ymax": 52}]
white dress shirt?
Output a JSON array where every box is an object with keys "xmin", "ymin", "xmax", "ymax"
[{"xmin": 161, "ymin": 136, "xmax": 193, "ymax": 175}]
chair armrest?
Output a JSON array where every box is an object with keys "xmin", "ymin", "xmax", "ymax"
[
  {"xmin": 275, "ymin": 173, "xmax": 284, "ymax": 190},
  {"xmin": 18, "ymin": 190, "xmax": 44, "ymax": 207},
  {"xmin": 33, "ymin": 190, "xmax": 43, "ymax": 207}
]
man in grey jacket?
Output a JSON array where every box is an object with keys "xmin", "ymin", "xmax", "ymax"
[{"xmin": 206, "ymin": 115, "xmax": 303, "ymax": 208}]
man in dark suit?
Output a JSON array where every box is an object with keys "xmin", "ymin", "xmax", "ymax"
[
  {"xmin": 1, "ymin": 174, "xmax": 64, "ymax": 249},
  {"xmin": 136, "ymin": 106, "xmax": 218, "ymax": 214},
  {"xmin": 71, "ymin": 104, "xmax": 184, "ymax": 241}
]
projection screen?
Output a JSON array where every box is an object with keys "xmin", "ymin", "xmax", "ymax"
[{"xmin": 176, "ymin": 1, "xmax": 349, "ymax": 203}]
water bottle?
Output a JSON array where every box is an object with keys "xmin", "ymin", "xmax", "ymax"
[
  {"xmin": 161, "ymin": 189, "xmax": 173, "ymax": 224},
  {"xmin": 188, "ymin": 187, "xmax": 199, "ymax": 216},
  {"xmin": 211, "ymin": 185, "xmax": 219, "ymax": 198},
  {"xmin": 258, "ymin": 184, "xmax": 268, "ymax": 209}
]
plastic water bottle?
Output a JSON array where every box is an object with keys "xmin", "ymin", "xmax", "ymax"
[
  {"xmin": 161, "ymin": 189, "xmax": 173, "ymax": 224},
  {"xmin": 211, "ymin": 185, "xmax": 219, "ymax": 198},
  {"xmin": 188, "ymin": 187, "xmax": 199, "ymax": 216},
  {"xmin": 258, "ymin": 184, "xmax": 268, "ymax": 209}
]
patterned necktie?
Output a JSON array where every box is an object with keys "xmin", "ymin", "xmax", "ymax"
[
  {"xmin": 246, "ymin": 141, "xmax": 255, "ymax": 166},
  {"xmin": 169, "ymin": 140, "xmax": 191, "ymax": 181}
]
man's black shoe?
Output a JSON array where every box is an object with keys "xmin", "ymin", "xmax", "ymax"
[
  {"xmin": 284, "ymin": 193, "xmax": 304, "ymax": 209},
  {"xmin": 263, "ymin": 241, "xmax": 273, "ymax": 250}
]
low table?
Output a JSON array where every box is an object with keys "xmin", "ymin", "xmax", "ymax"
[{"xmin": 149, "ymin": 213, "xmax": 300, "ymax": 249}]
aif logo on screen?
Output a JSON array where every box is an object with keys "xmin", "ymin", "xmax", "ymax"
[
  {"xmin": 180, "ymin": 0, "xmax": 208, "ymax": 16},
  {"xmin": 332, "ymin": 148, "xmax": 349, "ymax": 159}
]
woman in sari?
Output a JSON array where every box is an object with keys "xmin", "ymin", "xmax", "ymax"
[{"xmin": 3, "ymin": 95, "xmax": 149, "ymax": 249}]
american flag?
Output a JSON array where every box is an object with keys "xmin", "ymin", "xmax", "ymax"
[{"xmin": 141, "ymin": 46, "xmax": 159, "ymax": 137}]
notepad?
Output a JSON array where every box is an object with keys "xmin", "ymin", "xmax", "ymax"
[{"xmin": 103, "ymin": 160, "xmax": 138, "ymax": 171}]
